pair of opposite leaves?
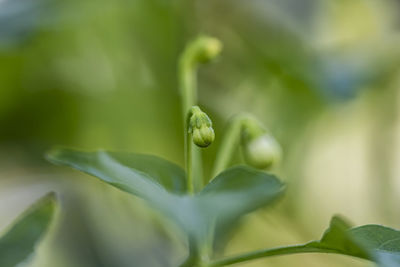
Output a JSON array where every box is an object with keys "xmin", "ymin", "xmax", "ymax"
[{"xmin": 1, "ymin": 149, "xmax": 400, "ymax": 267}]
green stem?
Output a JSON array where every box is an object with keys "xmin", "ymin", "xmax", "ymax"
[
  {"xmin": 180, "ymin": 234, "xmax": 213, "ymax": 267},
  {"xmin": 212, "ymin": 115, "xmax": 244, "ymax": 177},
  {"xmin": 179, "ymin": 36, "xmax": 221, "ymax": 192},
  {"xmin": 180, "ymin": 50, "xmax": 203, "ymax": 193},
  {"xmin": 186, "ymin": 132, "xmax": 194, "ymax": 194},
  {"xmin": 178, "ymin": 37, "xmax": 221, "ymax": 265},
  {"xmin": 208, "ymin": 245, "xmax": 361, "ymax": 266},
  {"xmin": 212, "ymin": 113, "xmax": 266, "ymax": 177},
  {"xmin": 179, "ymin": 238, "xmax": 201, "ymax": 267},
  {"xmin": 180, "ymin": 61, "xmax": 197, "ymax": 121}
]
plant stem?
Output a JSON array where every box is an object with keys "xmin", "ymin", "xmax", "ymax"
[
  {"xmin": 180, "ymin": 61, "xmax": 197, "ymax": 122},
  {"xmin": 211, "ymin": 115, "xmax": 245, "ymax": 177},
  {"xmin": 179, "ymin": 36, "xmax": 221, "ymax": 192},
  {"xmin": 180, "ymin": 49, "xmax": 203, "ymax": 193},
  {"xmin": 179, "ymin": 238, "xmax": 201, "ymax": 267},
  {"xmin": 207, "ymin": 245, "xmax": 359, "ymax": 266},
  {"xmin": 186, "ymin": 132, "xmax": 194, "ymax": 194}
]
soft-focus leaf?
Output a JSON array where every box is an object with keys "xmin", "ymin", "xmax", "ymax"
[
  {"xmin": 304, "ymin": 216, "xmax": 370, "ymax": 258},
  {"xmin": 289, "ymin": 216, "xmax": 400, "ymax": 266},
  {"xmin": 46, "ymin": 148, "xmax": 187, "ymax": 196},
  {"xmin": 46, "ymin": 149, "xmax": 285, "ymax": 246},
  {"xmin": 173, "ymin": 166, "xmax": 285, "ymax": 244},
  {"xmin": 0, "ymin": 192, "xmax": 57, "ymax": 267},
  {"xmin": 307, "ymin": 216, "xmax": 400, "ymax": 266},
  {"xmin": 210, "ymin": 216, "xmax": 400, "ymax": 266},
  {"xmin": 199, "ymin": 166, "xmax": 285, "ymax": 253},
  {"xmin": 350, "ymin": 224, "xmax": 400, "ymax": 267},
  {"xmin": 200, "ymin": 166, "xmax": 284, "ymax": 220}
]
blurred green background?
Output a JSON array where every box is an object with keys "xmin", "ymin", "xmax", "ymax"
[{"xmin": 1, "ymin": 0, "xmax": 400, "ymax": 266}]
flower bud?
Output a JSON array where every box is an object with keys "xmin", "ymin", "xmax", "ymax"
[
  {"xmin": 241, "ymin": 118, "xmax": 281, "ymax": 169},
  {"xmin": 185, "ymin": 36, "xmax": 222, "ymax": 65},
  {"xmin": 243, "ymin": 134, "xmax": 281, "ymax": 169},
  {"xmin": 188, "ymin": 106, "xmax": 215, "ymax": 148},
  {"xmin": 195, "ymin": 37, "xmax": 222, "ymax": 63}
]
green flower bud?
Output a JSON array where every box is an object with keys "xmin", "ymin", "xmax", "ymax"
[
  {"xmin": 184, "ymin": 36, "xmax": 222, "ymax": 66},
  {"xmin": 243, "ymin": 134, "xmax": 282, "ymax": 169},
  {"xmin": 195, "ymin": 37, "xmax": 222, "ymax": 64},
  {"xmin": 241, "ymin": 117, "xmax": 281, "ymax": 169},
  {"xmin": 188, "ymin": 106, "xmax": 215, "ymax": 148}
]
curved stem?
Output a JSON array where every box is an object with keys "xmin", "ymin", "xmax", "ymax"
[
  {"xmin": 208, "ymin": 245, "xmax": 361, "ymax": 266},
  {"xmin": 212, "ymin": 113, "xmax": 265, "ymax": 177},
  {"xmin": 212, "ymin": 115, "xmax": 245, "ymax": 177},
  {"xmin": 180, "ymin": 50, "xmax": 203, "ymax": 193},
  {"xmin": 179, "ymin": 36, "xmax": 221, "ymax": 193}
]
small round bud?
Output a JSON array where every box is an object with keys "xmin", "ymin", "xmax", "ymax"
[
  {"xmin": 243, "ymin": 134, "xmax": 282, "ymax": 169},
  {"xmin": 195, "ymin": 37, "xmax": 222, "ymax": 63},
  {"xmin": 184, "ymin": 36, "xmax": 222, "ymax": 66},
  {"xmin": 188, "ymin": 106, "xmax": 215, "ymax": 148},
  {"xmin": 241, "ymin": 117, "xmax": 281, "ymax": 169}
]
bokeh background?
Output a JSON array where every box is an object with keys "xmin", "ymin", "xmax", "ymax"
[{"xmin": 1, "ymin": 0, "xmax": 400, "ymax": 266}]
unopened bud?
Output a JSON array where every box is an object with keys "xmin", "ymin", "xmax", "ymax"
[
  {"xmin": 195, "ymin": 37, "xmax": 222, "ymax": 63},
  {"xmin": 188, "ymin": 106, "xmax": 215, "ymax": 148},
  {"xmin": 185, "ymin": 36, "xmax": 222, "ymax": 66},
  {"xmin": 241, "ymin": 117, "xmax": 281, "ymax": 169},
  {"xmin": 243, "ymin": 134, "xmax": 281, "ymax": 169}
]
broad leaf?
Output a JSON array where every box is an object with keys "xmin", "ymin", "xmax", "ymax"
[
  {"xmin": 299, "ymin": 217, "xmax": 400, "ymax": 266},
  {"xmin": 46, "ymin": 149, "xmax": 285, "ymax": 244},
  {"xmin": 199, "ymin": 166, "xmax": 285, "ymax": 220},
  {"xmin": 201, "ymin": 166, "xmax": 284, "ymax": 254},
  {"xmin": 0, "ymin": 192, "xmax": 57, "ymax": 267},
  {"xmin": 172, "ymin": 166, "xmax": 285, "ymax": 244},
  {"xmin": 304, "ymin": 216, "xmax": 370, "ymax": 258},
  {"xmin": 350, "ymin": 224, "xmax": 400, "ymax": 266},
  {"xmin": 46, "ymin": 149, "xmax": 187, "ymax": 197},
  {"xmin": 211, "ymin": 216, "xmax": 400, "ymax": 267},
  {"xmin": 209, "ymin": 216, "xmax": 400, "ymax": 266},
  {"xmin": 307, "ymin": 216, "xmax": 400, "ymax": 266}
]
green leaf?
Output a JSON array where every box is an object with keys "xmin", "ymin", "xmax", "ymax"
[
  {"xmin": 46, "ymin": 149, "xmax": 285, "ymax": 245},
  {"xmin": 0, "ymin": 192, "xmax": 57, "ymax": 267},
  {"xmin": 199, "ymin": 166, "xmax": 285, "ymax": 220},
  {"xmin": 209, "ymin": 216, "xmax": 370, "ymax": 266},
  {"xmin": 46, "ymin": 148, "xmax": 187, "ymax": 197},
  {"xmin": 304, "ymin": 216, "xmax": 370, "ymax": 258},
  {"xmin": 200, "ymin": 166, "xmax": 285, "ymax": 254},
  {"xmin": 350, "ymin": 224, "xmax": 400, "ymax": 266},
  {"xmin": 173, "ymin": 166, "xmax": 285, "ymax": 247},
  {"xmin": 306, "ymin": 217, "xmax": 400, "ymax": 266},
  {"xmin": 46, "ymin": 148, "xmax": 285, "ymax": 267},
  {"xmin": 210, "ymin": 216, "xmax": 400, "ymax": 267}
]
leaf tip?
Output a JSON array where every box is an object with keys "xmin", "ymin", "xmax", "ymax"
[
  {"xmin": 33, "ymin": 192, "xmax": 58, "ymax": 216},
  {"xmin": 44, "ymin": 147, "xmax": 62, "ymax": 163},
  {"xmin": 45, "ymin": 147, "xmax": 76, "ymax": 166},
  {"xmin": 330, "ymin": 214, "xmax": 353, "ymax": 229}
]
